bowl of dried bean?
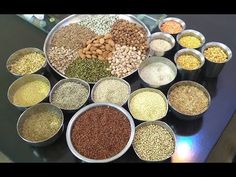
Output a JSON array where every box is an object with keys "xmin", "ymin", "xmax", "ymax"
[
  {"xmin": 167, "ymin": 81, "xmax": 211, "ymax": 120},
  {"xmin": 7, "ymin": 74, "xmax": 51, "ymax": 110},
  {"xmin": 17, "ymin": 103, "xmax": 64, "ymax": 146},
  {"xmin": 6, "ymin": 47, "xmax": 47, "ymax": 77},
  {"xmin": 159, "ymin": 17, "xmax": 186, "ymax": 36},
  {"xmin": 44, "ymin": 14, "xmax": 150, "ymax": 84},
  {"xmin": 49, "ymin": 78, "xmax": 90, "ymax": 113},
  {"xmin": 66, "ymin": 103, "xmax": 135, "ymax": 163},
  {"xmin": 201, "ymin": 42, "xmax": 232, "ymax": 78},
  {"xmin": 132, "ymin": 121, "xmax": 176, "ymax": 162}
]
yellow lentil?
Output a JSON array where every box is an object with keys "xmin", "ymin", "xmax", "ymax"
[
  {"xmin": 204, "ymin": 46, "xmax": 228, "ymax": 63},
  {"xmin": 8, "ymin": 52, "xmax": 46, "ymax": 75},
  {"xmin": 129, "ymin": 91, "xmax": 167, "ymax": 121},
  {"xmin": 13, "ymin": 80, "xmax": 50, "ymax": 107},
  {"xmin": 178, "ymin": 36, "xmax": 201, "ymax": 48},
  {"xmin": 176, "ymin": 54, "xmax": 201, "ymax": 70}
]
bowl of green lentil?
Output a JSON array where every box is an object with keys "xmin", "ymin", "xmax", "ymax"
[
  {"xmin": 7, "ymin": 74, "xmax": 51, "ymax": 110},
  {"xmin": 128, "ymin": 88, "xmax": 168, "ymax": 122},
  {"xmin": 49, "ymin": 78, "xmax": 90, "ymax": 113},
  {"xmin": 201, "ymin": 42, "xmax": 232, "ymax": 78},
  {"xmin": 132, "ymin": 121, "xmax": 176, "ymax": 162},
  {"xmin": 176, "ymin": 29, "xmax": 205, "ymax": 50},
  {"xmin": 91, "ymin": 77, "xmax": 131, "ymax": 107},
  {"xmin": 6, "ymin": 47, "xmax": 47, "ymax": 77},
  {"xmin": 17, "ymin": 103, "xmax": 64, "ymax": 146}
]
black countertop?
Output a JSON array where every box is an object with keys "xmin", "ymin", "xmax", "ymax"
[{"xmin": 1, "ymin": 14, "xmax": 236, "ymax": 162}]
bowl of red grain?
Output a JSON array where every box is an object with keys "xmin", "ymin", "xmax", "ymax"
[{"xmin": 66, "ymin": 102, "xmax": 135, "ymax": 163}]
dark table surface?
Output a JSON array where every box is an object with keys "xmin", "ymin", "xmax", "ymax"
[{"xmin": 1, "ymin": 14, "xmax": 236, "ymax": 162}]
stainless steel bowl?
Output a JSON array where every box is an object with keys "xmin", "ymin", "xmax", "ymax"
[
  {"xmin": 66, "ymin": 102, "xmax": 135, "ymax": 163},
  {"xmin": 7, "ymin": 74, "xmax": 51, "ymax": 111},
  {"xmin": 128, "ymin": 88, "xmax": 168, "ymax": 121},
  {"xmin": 49, "ymin": 78, "xmax": 90, "ymax": 114},
  {"xmin": 138, "ymin": 56, "xmax": 177, "ymax": 89},
  {"xmin": 6, "ymin": 47, "xmax": 47, "ymax": 77},
  {"xmin": 159, "ymin": 17, "xmax": 186, "ymax": 35},
  {"xmin": 132, "ymin": 121, "xmax": 176, "ymax": 162},
  {"xmin": 201, "ymin": 42, "xmax": 232, "ymax": 78},
  {"xmin": 91, "ymin": 77, "xmax": 131, "ymax": 107},
  {"xmin": 44, "ymin": 14, "xmax": 151, "ymax": 84},
  {"xmin": 174, "ymin": 48, "xmax": 205, "ymax": 80},
  {"xmin": 176, "ymin": 29, "xmax": 205, "ymax": 50},
  {"xmin": 148, "ymin": 32, "xmax": 176, "ymax": 58},
  {"xmin": 17, "ymin": 103, "xmax": 64, "ymax": 147},
  {"xmin": 167, "ymin": 81, "xmax": 211, "ymax": 120}
]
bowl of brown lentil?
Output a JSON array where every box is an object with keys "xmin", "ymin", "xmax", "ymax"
[
  {"xmin": 128, "ymin": 88, "xmax": 168, "ymax": 122},
  {"xmin": 91, "ymin": 77, "xmax": 131, "ymax": 107},
  {"xmin": 17, "ymin": 103, "xmax": 64, "ymax": 146},
  {"xmin": 174, "ymin": 48, "xmax": 205, "ymax": 80},
  {"xmin": 167, "ymin": 81, "xmax": 211, "ymax": 120},
  {"xmin": 132, "ymin": 121, "xmax": 176, "ymax": 162},
  {"xmin": 6, "ymin": 47, "xmax": 47, "ymax": 77},
  {"xmin": 66, "ymin": 103, "xmax": 135, "ymax": 163},
  {"xmin": 7, "ymin": 74, "xmax": 51, "ymax": 110},
  {"xmin": 176, "ymin": 29, "xmax": 205, "ymax": 50},
  {"xmin": 201, "ymin": 42, "xmax": 232, "ymax": 78},
  {"xmin": 49, "ymin": 78, "xmax": 90, "ymax": 113}
]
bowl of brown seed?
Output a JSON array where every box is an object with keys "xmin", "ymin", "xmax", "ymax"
[
  {"xmin": 17, "ymin": 103, "xmax": 64, "ymax": 147},
  {"xmin": 6, "ymin": 47, "xmax": 47, "ymax": 77},
  {"xmin": 167, "ymin": 80, "xmax": 211, "ymax": 120}
]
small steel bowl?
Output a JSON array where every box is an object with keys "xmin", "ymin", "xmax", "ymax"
[
  {"xmin": 201, "ymin": 42, "xmax": 232, "ymax": 78},
  {"xmin": 176, "ymin": 29, "xmax": 205, "ymax": 50},
  {"xmin": 6, "ymin": 47, "xmax": 47, "ymax": 77},
  {"xmin": 174, "ymin": 48, "xmax": 205, "ymax": 80},
  {"xmin": 66, "ymin": 102, "xmax": 135, "ymax": 163},
  {"xmin": 91, "ymin": 77, "xmax": 131, "ymax": 107},
  {"xmin": 7, "ymin": 74, "xmax": 51, "ymax": 111},
  {"xmin": 16, "ymin": 103, "xmax": 64, "ymax": 147},
  {"xmin": 138, "ymin": 56, "xmax": 177, "ymax": 90},
  {"xmin": 159, "ymin": 17, "xmax": 186, "ymax": 35},
  {"xmin": 148, "ymin": 32, "xmax": 176, "ymax": 58},
  {"xmin": 132, "ymin": 120, "xmax": 176, "ymax": 162},
  {"xmin": 128, "ymin": 88, "xmax": 168, "ymax": 122},
  {"xmin": 167, "ymin": 81, "xmax": 211, "ymax": 120},
  {"xmin": 49, "ymin": 78, "xmax": 90, "ymax": 114}
]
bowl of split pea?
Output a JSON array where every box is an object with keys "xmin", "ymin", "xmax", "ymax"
[
  {"xmin": 6, "ymin": 47, "xmax": 47, "ymax": 77},
  {"xmin": 17, "ymin": 103, "xmax": 64, "ymax": 146}
]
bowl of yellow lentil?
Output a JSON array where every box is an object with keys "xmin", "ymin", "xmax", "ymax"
[
  {"xmin": 17, "ymin": 103, "xmax": 64, "ymax": 146},
  {"xmin": 132, "ymin": 121, "xmax": 176, "ymax": 162},
  {"xmin": 7, "ymin": 74, "xmax": 51, "ymax": 110},
  {"xmin": 176, "ymin": 29, "xmax": 205, "ymax": 50},
  {"xmin": 201, "ymin": 42, "xmax": 232, "ymax": 78},
  {"xmin": 128, "ymin": 88, "xmax": 168, "ymax": 122},
  {"xmin": 167, "ymin": 81, "xmax": 211, "ymax": 120},
  {"xmin": 174, "ymin": 48, "xmax": 205, "ymax": 80},
  {"xmin": 6, "ymin": 47, "xmax": 47, "ymax": 77}
]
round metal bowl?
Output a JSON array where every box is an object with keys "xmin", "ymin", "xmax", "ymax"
[
  {"xmin": 49, "ymin": 78, "xmax": 90, "ymax": 114},
  {"xmin": 201, "ymin": 42, "xmax": 232, "ymax": 78},
  {"xmin": 138, "ymin": 56, "xmax": 177, "ymax": 89},
  {"xmin": 66, "ymin": 102, "xmax": 135, "ymax": 163},
  {"xmin": 148, "ymin": 32, "xmax": 176, "ymax": 57},
  {"xmin": 91, "ymin": 77, "xmax": 131, "ymax": 107},
  {"xmin": 167, "ymin": 81, "xmax": 211, "ymax": 120},
  {"xmin": 6, "ymin": 47, "xmax": 47, "ymax": 77},
  {"xmin": 17, "ymin": 103, "xmax": 64, "ymax": 147},
  {"xmin": 128, "ymin": 88, "xmax": 168, "ymax": 121},
  {"xmin": 132, "ymin": 121, "xmax": 176, "ymax": 162},
  {"xmin": 158, "ymin": 17, "xmax": 186, "ymax": 35},
  {"xmin": 174, "ymin": 48, "xmax": 205, "ymax": 80},
  {"xmin": 44, "ymin": 14, "xmax": 151, "ymax": 84},
  {"xmin": 7, "ymin": 74, "xmax": 51, "ymax": 110},
  {"xmin": 176, "ymin": 29, "xmax": 205, "ymax": 50}
]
